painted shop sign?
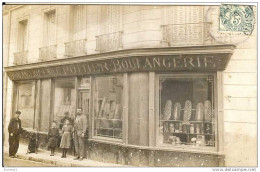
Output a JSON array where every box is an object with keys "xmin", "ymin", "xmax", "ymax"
[{"xmin": 6, "ymin": 54, "xmax": 230, "ymax": 80}]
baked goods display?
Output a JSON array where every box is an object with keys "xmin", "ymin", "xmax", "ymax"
[
  {"xmin": 162, "ymin": 100, "xmax": 172, "ymax": 120},
  {"xmin": 183, "ymin": 100, "xmax": 192, "ymax": 121},
  {"xmin": 195, "ymin": 103, "xmax": 204, "ymax": 121},
  {"xmin": 204, "ymin": 100, "xmax": 212, "ymax": 122},
  {"xmin": 161, "ymin": 100, "xmax": 214, "ymax": 147},
  {"xmin": 172, "ymin": 102, "xmax": 181, "ymax": 120}
]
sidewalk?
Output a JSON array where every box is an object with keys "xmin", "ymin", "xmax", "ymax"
[{"xmin": 3, "ymin": 144, "xmax": 127, "ymax": 167}]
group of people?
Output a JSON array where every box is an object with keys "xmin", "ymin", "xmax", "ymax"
[{"xmin": 8, "ymin": 108, "xmax": 88, "ymax": 161}]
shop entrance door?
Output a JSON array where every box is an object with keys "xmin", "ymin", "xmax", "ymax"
[{"xmin": 78, "ymin": 90, "xmax": 90, "ymax": 130}]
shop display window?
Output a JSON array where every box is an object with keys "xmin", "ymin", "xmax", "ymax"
[
  {"xmin": 158, "ymin": 74, "xmax": 216, "ymax": 148},
  {"xmin": 53, "ymin": 78, "xmax": 76, "ymax": 124},
  {"xmin": 16, "ymin": 81, "xmax": 36, "ymax": 129},
  {"xmin": 93, "ymin": 75, "xmax": 123, "ymax": 140}
]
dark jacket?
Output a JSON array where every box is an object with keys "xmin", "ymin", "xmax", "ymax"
[
  {"xmin": 47, "ymin": 127, "xmax": 59, "ymax": 148},
  {"xmin": 8, "ymin": 117, "xmax": 22, "ymax": 135}
]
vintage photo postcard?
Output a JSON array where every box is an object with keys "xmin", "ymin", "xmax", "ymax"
[{"xmin": 2, "ymin": 2, "xmax": 257, "ymax": 168}]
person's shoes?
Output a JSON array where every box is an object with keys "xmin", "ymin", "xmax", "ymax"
[
  {"xmin": 74, "ymin": 156, "xmax": 80, "ymax": 160},
  {"xmin": 79, "ymin": 157, "xmax": 84, "ymax": 161},
  {"xmin": 61, "ymin": 155, "xmax": 65, "ymax": 158},
  {"xmin": 50, "ymin": 154, "xmax": 54, "ymax": 156},
  {"xmin": 10, "ymin": 155, "xmax": 15, "ymax": 158}
]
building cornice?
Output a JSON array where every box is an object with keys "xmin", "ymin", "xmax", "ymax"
[
  {"xmin": 4, "ymin": 45, "xmax": 236, "ymax": 81},
  {"xmin": 5, "ymin": 45, "xmax": 235, "ymax": 72}
]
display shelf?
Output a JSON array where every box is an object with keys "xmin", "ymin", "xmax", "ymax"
[
  {"xmin": 163, "ymin": 141, "xmax": 215, "ymax": 146},
  {"xmin": 160, "ymin": 120, "xmax": 214, "ymax": 123},
  {"xmin": 95, "ymin": 117, "xmax": 123, "ymax": 139},
  {"xmin": 96, "ymin": 134, "xmax": 122, "ymax": 139},
  {"xmin": 95, "ymin": 118, "xmax": 122, "ymax": 121},
  {"xmin": 98, "ymin": 127, "xmax": 122, "ymax": 131},
  {"xmin": 166, "ymin": 132, "xmax": 215, "ymax": 136}
]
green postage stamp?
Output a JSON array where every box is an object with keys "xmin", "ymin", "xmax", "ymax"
[{"xmin": 219, "ymin": 4, "xmax": 255, "ymax": 35}]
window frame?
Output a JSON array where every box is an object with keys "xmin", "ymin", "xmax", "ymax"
[
  {"xmin": 17, "ymin": 16, "xmax": 29, "ymax": 53},
  {"xmin": 14, "ymin": 80, "xmax": 37, "ymax": 131},
  {"xmin": 52, "ymin": 77, "xmax": 77, "ymax": 123},
  {"xmin": 90, "ymin": 74, "xmax": 125, "ymax": 143},
  {"xmin": 69, "ymin": 5, "xmax": 87, "ymax": 41},
  {"xmin": 42, "ymin": 7, "xmax": 57, "ymax": 47},
  {"xmin": 155, "ymin": 72, "xmax": 220, "ymax": 153}
]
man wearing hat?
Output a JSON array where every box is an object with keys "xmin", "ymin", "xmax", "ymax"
[
  {"xmin": 8, "ymin": 111, "xmax": 22, "ymax": 158},
  {"xmin": 73, "ymin": 108, "xmax": 87, "ymax": 161}
]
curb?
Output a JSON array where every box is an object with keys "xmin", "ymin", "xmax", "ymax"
[
  {"xmin": 4, "ymin": 152, "xmax": 57, "ymax": 166},
  {"xmin": 4, "ymin": 152, "xmax": 92, "ymax": 167},
  {"xmin": 4, "ymin": 150, "xmax": 127, "ymax": 167}
]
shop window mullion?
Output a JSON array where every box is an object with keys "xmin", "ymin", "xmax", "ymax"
[
  {"xmin": 149, "ymin": 72, "xmax": 155, "ymax": 147},
  {"xmin": 123, "ymin": 73, "xmax": 128, "ymax": 145}
]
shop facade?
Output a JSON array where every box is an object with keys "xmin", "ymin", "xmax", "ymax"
[
  {"xmin": 5, "ymin": 45, "xmax": 235, "ymax": 166},
  {"xmin": 3, "ymin": 5, "xmax": 257, "ymax": 167}
]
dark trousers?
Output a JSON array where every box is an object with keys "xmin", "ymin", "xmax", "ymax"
[
  {"xmin": 50, "ymin": 147, "xmax": 55, "ymax": 155},
  {"xmin": 9, "ymin": 134, "xmax": 20, "ymax": 156}
]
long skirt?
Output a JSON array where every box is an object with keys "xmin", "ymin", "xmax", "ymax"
[{"xmin": 60, "ymin": 132, "xmax": 71, "ymax": 148}]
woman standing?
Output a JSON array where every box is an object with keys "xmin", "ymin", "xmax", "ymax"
[{"xmin": 60, "ymin": 119, "xmax": 73, "ymax": 158}]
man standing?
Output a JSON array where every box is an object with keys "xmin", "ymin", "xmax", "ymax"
[
  {"xmin": 8, "ymin": 111, "xmax": 22, "ymax": 158},
  {"xmin": 74, "ymin": 108, "xmax": 87, "ymax": 161}
]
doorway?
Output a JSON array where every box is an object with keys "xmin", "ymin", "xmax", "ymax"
[{"xmin": 78, "ymin": 90, "xmax": 90, "ymax": 121}]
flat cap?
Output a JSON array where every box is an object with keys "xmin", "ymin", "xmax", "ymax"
[{"xmin": 15, "ymin": 111, "xmax": 21, "ymax": 114}]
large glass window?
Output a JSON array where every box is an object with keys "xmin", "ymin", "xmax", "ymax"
[
  {"xmin": 93, "ymin": 75, "xmax": 123, "ymax": 140},
  {"xmin": 16, "ymin": 81, "xmax": 36, "ymax": 129},
  {"xmin": 158, "ymin": 74, "xmax": 216, "ymax": 149},
  {"xmin": 53, "ymin": 78, "xmax": 76, "ymax": 124}
]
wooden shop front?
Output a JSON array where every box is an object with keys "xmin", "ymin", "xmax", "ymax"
[{"xmin": 5, "ymin": 45, "xmax": 235, "ymax": 166}]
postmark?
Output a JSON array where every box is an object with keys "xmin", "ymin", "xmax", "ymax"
[
  {"xmin": 219, "ymin": 4, "xmax": 255, "ymax": 35},
  {"xmin": 204, "ymin": 4, "xmax": 256, "ymax": 45}
]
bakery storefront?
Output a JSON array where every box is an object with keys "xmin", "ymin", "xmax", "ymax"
[{"xmin": 5, "ymin": 45, "xmax": 235, "ymax": 166}]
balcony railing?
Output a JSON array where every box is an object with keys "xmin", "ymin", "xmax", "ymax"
[
  {"xmin": 65, "ymin": 39, "xmax": 87, "ymax": 57},
  {"xmin": 161, "ymin": 22, "xmax": 212, "ymax": 46},
  {"xmin": 13, "ymin": 51, "xmax": 28, "ymax": 65},
  {"xmin": 96, "ymin": 31, "xmax": 123, "ymax": 53},
  {"xmin": 39, "ymin": 45, "xmax": 57, "ymax": 62}
]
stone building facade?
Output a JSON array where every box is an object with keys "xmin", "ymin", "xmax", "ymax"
[{"xmin": 3, "ymin": 4, "xmax": 257, "ymax": 166}]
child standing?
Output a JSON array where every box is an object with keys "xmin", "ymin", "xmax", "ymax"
[
  {"xmin": 47, "ymin": 121, "xmax": 59, "ymax": 156},
  {"xmin": 60, "ymin": 119, "xmax": 73, "ymax": 158}
]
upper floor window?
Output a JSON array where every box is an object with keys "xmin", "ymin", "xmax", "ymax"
[
  {"xmin": 70, "ymin": 5, "xmax": 87, "ymax": 41},
  {"xmin": 65, "ymin": 5, "xmax": 87, "ymax": 57},
  {"xmin": 96, "ymin": 5, "xmax": 123, "ymax": 52},
  {"xmin": 17, "ymin": 19, "xmax": 28, "ymax": 52},
  {"xmin": 161, "ymin": 6, "xmax": 211, "ymax": 46},
  {"xmin": 14, "ymin": 19, "xmax": 29, "ymax": 65},
  {"xmin": 100, "ymin": 5, "xmax": 122, "ymax": 34},
  {"xmin": 43, "ymin": 10, "xmax": 56, "ymax": 46},
  {"xmin": 39, "ymin": 9, "xmax": 57, "ymax": 61}
]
